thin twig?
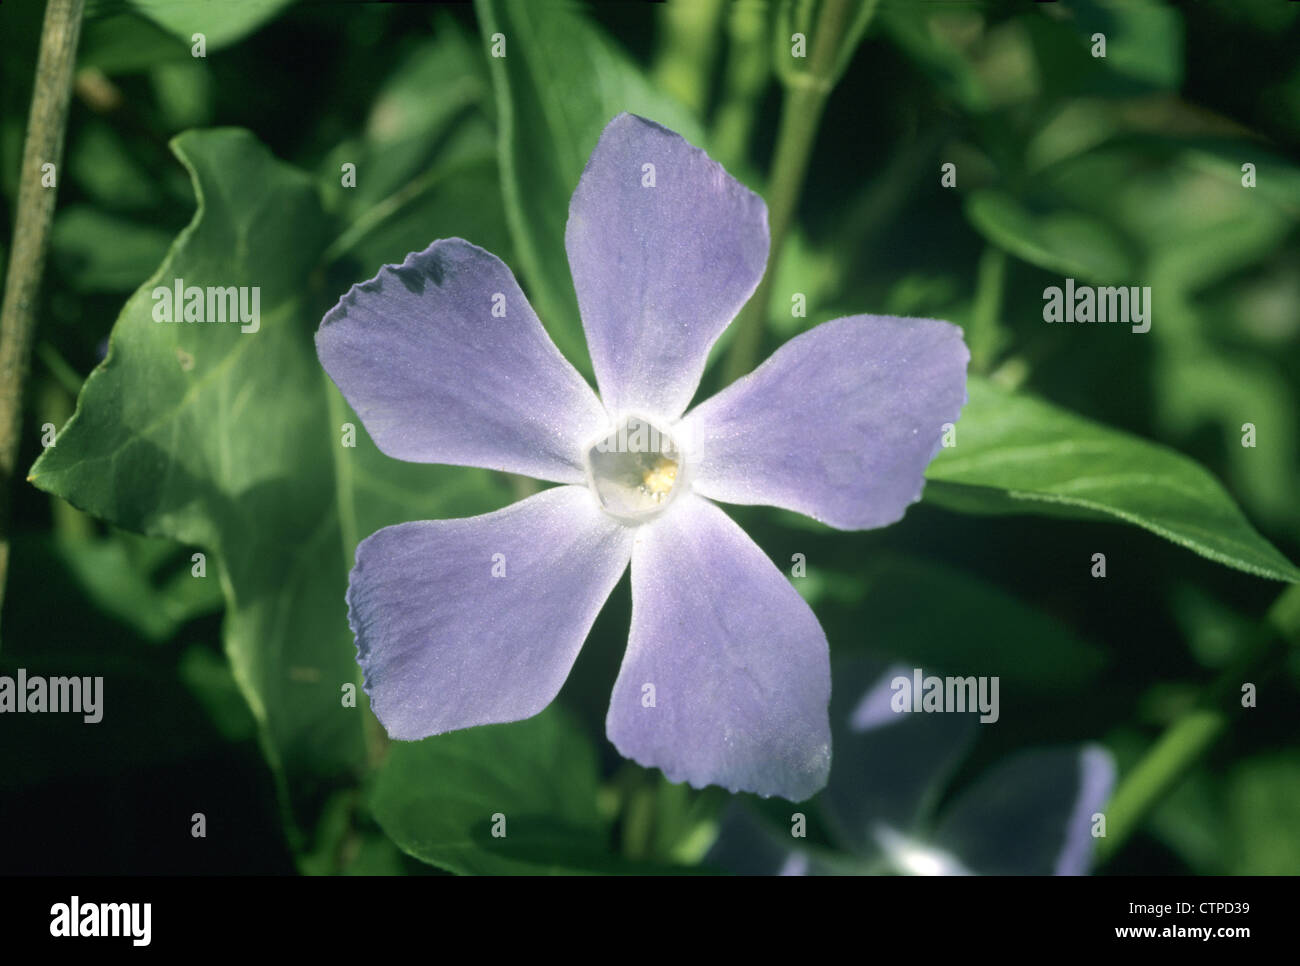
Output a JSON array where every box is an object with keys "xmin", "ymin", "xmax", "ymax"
[
  {"xmin": 722, "ymin": 0, "xmax": 867, "ymax": 384},
  {"xmin": 0, "ymin": 0, "xmax": 87, "ymax": 624}
]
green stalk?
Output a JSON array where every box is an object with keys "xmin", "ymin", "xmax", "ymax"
[
  {"xmin": 710, "ymin": 0, "xmax": 770, "ymax": 169},
  {"xmin": 650, "ymin": 0, "xmax": 726, "ymax": 119},
  {"xmin": 0, "ymin": 0, "xmax": 86, "ymax": 624},
  {"xmin": 1096, "ymin": 583, "xmax": 1300, "ymax": 864},
  {"xmin": 723, "ymin": 0, "xmax": 874, "ymax": 384},
  {"xmin": 1096, "ymin": 710, "xmax": 1226, "ymax": 865},
  {"xmin": 968, "ymin": 246, "xmax": 1007, "ymax": 373}
]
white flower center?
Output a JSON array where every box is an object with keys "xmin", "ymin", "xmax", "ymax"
[{"xmin": 585, "ymin": 415, "xmax": 683, "ymax": 523}]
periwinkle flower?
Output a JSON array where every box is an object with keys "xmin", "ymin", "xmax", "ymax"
[
  {"xmin": 316, "ymin": 113, "xmax": 969, "ymax": 801},
  {"xmin": 709, "ymin": 661, "xmax": 1117, "ymax": 874}
]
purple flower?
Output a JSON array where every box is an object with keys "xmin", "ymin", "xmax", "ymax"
[
  {"xmin": 316, "ymin": 113, "xmax": 969, "ymax": 801},
  {"xmin": 709, "ymin": 661, "xmax": 1116, "ymax": 874}
]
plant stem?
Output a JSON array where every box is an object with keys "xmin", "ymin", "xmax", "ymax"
[
  {"xmin": 1096, "ymin": 583, "xmax": 1300, "ymax": 864},
  {"xmin": 650, "ymin": 0, "xmax": 726, "ymax": 119},
  {"xmin": 1096, "ymin": 710, "xmax": 1226, "ymax": 865},
  {"xmin": 710, "ymin": 0, "xmax": 770, "ymax": 170},
  {"xmin": 0, "ymin": 0, "xmax": 86, "ymax": 625},
  {"xmin": 723, "ymin": 0, "xmax": 868, "ymax": 384},
  {"xmin": 968, "ymin": 246, "xmax": 1007, "ymax": 373}
]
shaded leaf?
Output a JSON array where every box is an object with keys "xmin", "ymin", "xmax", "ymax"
[
  {"xmin": 371, "ymin": 709, "xmax": 612, "ymax": 875},
  {"xmin": 123, "ymin": 0, "xmax": 297, "ymax": 49},
  {"xmin": 52, "ymin": 206, "xmax": 174, "ymax": 293},
  {"xmin": 965, "ymin": 190, "xmax": 1135, "ymax": 283}
]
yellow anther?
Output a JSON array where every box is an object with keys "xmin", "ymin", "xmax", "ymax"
[{"xmin": 641, "ymin": 456, "xmax": 678, "ymax": 499}]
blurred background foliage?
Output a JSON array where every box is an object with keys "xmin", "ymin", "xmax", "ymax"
[{"xmin": 1, "ymin": 0, "xmax": 1298, "ymax": 874}]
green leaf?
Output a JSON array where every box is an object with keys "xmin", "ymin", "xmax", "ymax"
[
  {"xmin": 178, "ymin": 644, "xmax": 259, "ymax": 743},
  {"xmin": 925, "ymin": 376, "xmax": 1300, "ymax": 583},
  {"xmin": 475, "ymin": 0, "xmax": 704, "ymax": 372},
  {"xmin": 52, "ymin": 532, "xmax": 223, "ymax": 642},
  {"xmin": 328, "ymin": 18, "xmax": 494, "ymax": 213},
  {"xmin": 150, "ymin": 60, "xmax": 216, "ymax": 131},
  {"xmin": 67, "ymin": 119, "xmax": 190, "ymax": 214},
  {"xmin": 52, "ymin": 206, "xmax": 175, "ymax": 292},
  {"xmin": 297, "ymin": 789, "xmax": 409, "ymax": 876},
  {"xmin": 878, "ymin": 3, "xmax": 991, "ymax": 114},
  {"xmin": 1038, "ymin": 142, "xmax": 1295, "ymax": 295},
  {"xmin": 1153, "ymin": 348, "xmax": 1298, "ymax": 534},
  {"xmin": 1226, "ymin": 753, "xmax": 1300, "ymax": 875},
  {"xmin": 29, "ymin": 129, "xmax": 514, "ymax": 838},
  {"xmin": 964, "ymin": 190, "xmax": 1136, "ymax": 283},
  {"xmin": 317, "ymin": 21, "xmax": 513, "ymax": 293},
  {"xmin": 124, "ymin": 0, "xmax": 297, "ymax": 49},
  {"xmin": 1073, "ymin": 0, "xmax": 1183, "ymax": 92},
  {"xmin": 1026, "ymin": 0, "xmax": 1183, "ymax": 99},
  {"xmin": 371, "ymin": 708, "xmax": 613, "ymax": 875},
  {"xmin": 78, "ymin": 11, "xmax": 191, "ymax": 75}
]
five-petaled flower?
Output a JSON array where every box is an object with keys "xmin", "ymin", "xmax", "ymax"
[{"xmin": 316, "ymin": 113, "xmax": 968, "ymax": 801}]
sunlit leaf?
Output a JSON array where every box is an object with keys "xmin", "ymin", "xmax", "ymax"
[{"xmin": 926, "ymin": 377, "xmax": 1300, "ymax": 582}]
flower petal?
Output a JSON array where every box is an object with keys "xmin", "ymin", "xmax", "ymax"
[
  {"xmin": 565, "ymin": 113, "xmax": 769, "ymax": 420},
  {"xmin": 873, "ymin": 826, "xmax": 973, "ymax": 876},
  {"xmin": 349, "ymin": 485, "xmax": 632, "ymax": 740},
  {"xmin": 679, "ymin": 314, "xmax": 969, "ymax": 529},
  {"xmin": 318, "ymin": 239, "xmax": 607, "ymax": 484},
  {"xmin": 707, "ymin": 804, "xmax": 830, "ymax": 876},
  {"xmin": 822, "ymin": 660, "xmax": 976, "ymax": 856},
  {"xmin": 932, "ymin": 744, "xmax": 1116, "ymax": 875},
  {"xmin": 1054, "ymin": 745, "xmax": 1117, "ymax": 876},
  {"xmin": 605, "ymin": 494, "xmax": 830, "ymax": 800}
]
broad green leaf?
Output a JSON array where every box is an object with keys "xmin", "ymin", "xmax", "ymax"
[
  {"xmin": 371, "ymin": 709, "xmax": 613, "ymax": 875},
  {"xmin": 475, "ymin": 0, "xmax": 704, "ymax": 372},
  {"xmin": 30, "ymin": 130, "xmax": 361, "ymax": 821},
  {"xmin": 29, "ymin": 129, "xmax": 515, "ymax": 837},
  {"xmin": 925, "ymin": 377, "xmax": 1300, "ymax": 583},
  {"xmin": 122, "ymin": 0, "xmax": 297, "ymax": 49}
]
